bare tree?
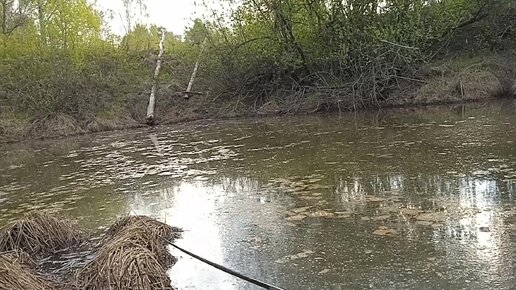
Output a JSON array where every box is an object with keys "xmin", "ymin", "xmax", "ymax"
[
  {"xmin": 184, "ymin": 37, "xmax": 207, "ymax": 99},
  {"xmin": 146, "ymin": 28, "xmax": 166, "ymax": 125},
  {"xmin": 0, "ymin": 0, "xmax": 30, "ymax": 35},
  {"xmin": 0, "ymin": 0, "xmax": 10, "ymax": 34}
]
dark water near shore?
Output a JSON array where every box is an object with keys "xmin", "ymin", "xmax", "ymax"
[{"xmin": 1, "ymin": 100, "xmax": 515, "ymax": 289}]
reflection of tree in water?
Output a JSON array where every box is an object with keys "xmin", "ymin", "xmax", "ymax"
[
  {"xmin": 431, "ymin": 178, "xmax": 516, "ymax": 288},
  {"xmin": 0, "ymin": 101, "xmax": 515, "ymax": 288}
]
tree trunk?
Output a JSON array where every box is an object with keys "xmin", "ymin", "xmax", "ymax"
[
  {"xmin": 1, "ymin": 0, "xmax": 8, "ymax": 35},
  {"xmin": 146, "ymin": 28, "xmax": 166, "ymax": 125},
  {"xmin": 270, "ymin": 0, "xmax": 309, "ymax": 74},
  {"xmin": 37, "ymin": 2, "xmax": 46, "ymax": 44},
  {"xmin": 184, "ymin": 38, "xmax": 206, "ymax": 99}
]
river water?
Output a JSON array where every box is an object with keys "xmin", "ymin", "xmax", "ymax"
[{"xmin": 0, "ymin": 101, "xmax": 515, "ymax": 289}]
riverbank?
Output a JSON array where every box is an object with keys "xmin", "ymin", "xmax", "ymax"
[
  {"xmin": 0, "ymin": 51, "xmax": 514, "ymax": 144},
  {"xmin": 1, "ymin": 0, "xmax": 515, "ymax": 144}
]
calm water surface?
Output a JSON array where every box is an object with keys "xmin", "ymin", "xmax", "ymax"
[{"xmin": 1, "ymin": 101, "xmax": 515, "ymax": 290}]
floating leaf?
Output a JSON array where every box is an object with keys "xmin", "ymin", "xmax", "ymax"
[
  {"xmin": 291, "ymin": 206, "xmax": 311, "ymax": 213},
  {"xmin": 399, "ymin": 208, "xmax": 423, "ymax": 216},
  {"xmin": 299, "ymin": 196, "xmax": 322, "ymax": 200},
  {"xmin": 416, "ymin": 212, "xmax": 447, "ymax": 222},
  {"xmin": 276, "ymin": 249, "xmax": 315, "ymax": 263},
  {"xmin": 415, "ymin": 221, "xmax": 433, "ymax": 226},
  {"xmin": 308, "ymin": 210, "xmax": 334, "ymax": 218},
  {"xmin": 373, "ymin": 227, "xmax": 397, "ymax": 237},
  {"xmin": 373, "ymin": 215, "xmax": 390, "ymax": 221},
  {"xmin": 286, "ymin": 214, "xmax": 306, "ymax": 221},
  {"xmin": 366, "ymin": 196, "xmax": 387, "ymax": 202}
]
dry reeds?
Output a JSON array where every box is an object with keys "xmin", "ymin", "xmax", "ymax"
[
  {"xmin": 1, "ymin": 250, "xmax": 37, "ymax": 267},
  {"xmin": 76, "ymin": 245, "xmax": 173, "ymax": 290},
  {"xmin": 28, "ymin": 113, "xmax": 85, "ymax": 139},
  {"xmin": 105, "ymin": 215, "xmax": 182, "ymax": 244},
  {"xmin": 0, "ymin": 214, "xmax": 181, "ymax": 290},
  {"xmin": 76, "ymin": 216, "xmax": 181, "ymax": 290},
  {"xmin": 0, "ymin": 253, "xmax": 53, "ymax": 290},
  {"xmin": 490, "ymin": 76, "xmax": 516, "ymax": 99},
  {"xmin": 0, "ymin": 213, "xmax": 82, "ymax": 255}
]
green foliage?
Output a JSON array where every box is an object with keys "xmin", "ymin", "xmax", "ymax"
[
  {"xmin": 0, "ymin": 53, "xmax": 153, "ymax": 120},
  {"xmin": 0, "ymin": 0, "xmax": 156, "ymax": 124},
  {"xmin": 184, "ymin": 19, "xmax": 209, "ymax": 45},
  {"xmin": 0, "ymin": 0, "xmax": 514, "ymax": 135},
  {"xmin": 123, "ymin": 24, "xmax": 161, "ymax": 52},
  {"xmin": 196, "ymin": 0, "xmax": 515, "ymax": 108}
]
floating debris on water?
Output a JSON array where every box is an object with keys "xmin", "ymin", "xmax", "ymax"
[
  {"xmin": 318, "ymin": 269, "xmax": 330, "ymax": 275},
  {"xmin": 373, "ymin": 215, "xmax": 391, "ymax": 221},
  {"xmin": 275, "ymin": 249, "xmax": 315, "ymax": 264},
  {"xmin": 416, "ymin": 212, "xmax": 448, "ymax": 223},
  {"xmin": 285, "ymin": 214, "xmax": 307, "ymax": 221},
  {"xmin": 307, "ymin": 210, "xmax": 334, "ymax": 218},
  {"xmin": 373, "ymin": 226, "xmax": 398, "ymax": 237},
  {"xmin": 366, "ymin": 196, "xmax": 388, "ymax": 203},
  {"xmin": 415, "ymin": 221, "xmax": 434, "ymax": 226}
]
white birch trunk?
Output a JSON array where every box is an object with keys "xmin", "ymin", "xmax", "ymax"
[
  {"xmin": 184, "ymin": 38, "xmax": 207, "ymax": 99},
  {"xmin": 146, "ymin": 28, "xmax": 166, "ymax": 125}
]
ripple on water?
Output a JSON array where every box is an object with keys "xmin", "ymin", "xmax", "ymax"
[{"xmin": 0, "ymin": 101, "xmax": 515, "ymax": 289}]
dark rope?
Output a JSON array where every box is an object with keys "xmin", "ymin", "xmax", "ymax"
[
  {"xmin": 167, "ymin": 241, "xmax": 285, "ymax": 290},
  {"xmin": 132, "ymin": 212, "xmax": 285, "ymax": 290}
]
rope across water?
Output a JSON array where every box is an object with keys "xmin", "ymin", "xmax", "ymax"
[{"xmin": 132, "ymin": 211, "xmax": 286, "ymax": 290}]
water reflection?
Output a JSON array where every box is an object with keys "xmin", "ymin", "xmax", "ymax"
[
  {"xmin": 0, "ymin": 100, "xmax": 515, "ymax": 289},
  {"xmin": 132, "ymin": 183, "xmax": 238, "ymax": 289}
]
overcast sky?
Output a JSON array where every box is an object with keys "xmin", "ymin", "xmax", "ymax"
[{"xmin": 95, "ymin": 0, "xmax": 223, "ymax": 35}]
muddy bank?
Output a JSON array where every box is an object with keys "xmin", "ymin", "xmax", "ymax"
[
  {"xmin": 1, "ymin": 52, "xmax": 515, "ymax": 145},
  {"xmin": 0, "ymin": 213, "xmax": 181, "ymax": 290}
]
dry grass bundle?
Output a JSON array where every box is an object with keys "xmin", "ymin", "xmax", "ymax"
[
  {"xmin": 0, "ymin": 213, "xmax": 82, "ymax": 255},
  {"xmin": 0, "ymin": 250, "xmax": 37, "ymax": 267},
  {"xmin": 76, "ymin": 245, "xmax": 173, "ymax": 290},
  {"xmin": 0, "ymin": 253, "xmax": 54, "ymax": 290},
  {"xmin": 107, "ymin": 224, "xmax": 176, "ymax": 268},
  {"xmin": 76, "ymin": 216, "xmax": 181, "ymax": 290},
  {"xmin": 105, "ymin": 215, "xmax": 182, "ymax": 243}
]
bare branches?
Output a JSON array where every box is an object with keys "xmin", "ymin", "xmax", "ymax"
[
  {"xmin": 379, "ymin": 40, "xmax": 418, "ymax": 50},
  {"xmin": 233, "ymin": 36, "xmax": 272, "ymax": 51},
  {"xmin": 455, "ymin": 2, "xmax": 489, "ymax": 30}
]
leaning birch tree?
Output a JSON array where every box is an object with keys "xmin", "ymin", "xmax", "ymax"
[
  {"xmin": 184, "ymin": 37, "xmax": 207, "ymax": 99},
  {"xmin": 146, "ymin": 28, "xmax": 165, "ymax": 125}
]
